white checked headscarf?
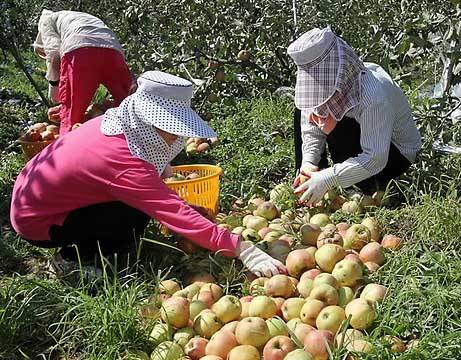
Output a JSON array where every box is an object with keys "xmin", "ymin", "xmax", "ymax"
[
  {"xmin": 101, "ymin": 71, "xmax": 216, "ymax": 174},
  {"xmin": 287, "ymin": 26, "xmax": 365, "ymax": 121}
]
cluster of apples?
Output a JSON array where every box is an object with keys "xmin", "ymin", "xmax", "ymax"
[
  {"xmin": 131, "ymin": 197, "xmax": 407, "ymax": 359},
  {"xmin": 185, "ymin": 137, "xmax": 219, "ymax": 155},
  {"xmin": 23, "ymin": 122, "xmax": 59, "ymax": 142},
  {"xmin": 165, "ymin": 172, "xmax": 202, "ymax": 182}
]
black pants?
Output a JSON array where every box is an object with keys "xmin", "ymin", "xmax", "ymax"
[
  {"xmin": 294, "ymin": 108, "xmax": 411, "ymax": 195},
  {"xmin": 27, "ymin": 202, "xmax": 150, "ymax": 263}
]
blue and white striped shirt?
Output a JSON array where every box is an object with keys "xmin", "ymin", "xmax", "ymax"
[{"xmin": 301, "ymin": 63, "xmax": 422, "ymax": 189}]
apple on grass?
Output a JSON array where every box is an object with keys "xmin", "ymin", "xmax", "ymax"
[
  {"xmin": 228, "ymin": 344, "xmax": 260, "ymax": 360},
  {"xmin": 284, "ymin": 349, "xmax": 314, "ymax": 360},
  {"xmin": 286, "ymin": 249, "xmax": 316, "ymax": 278},
  {"xmin": 185, "ymin": 337, "xmax": 208, "ymax": 360},
  {"xmin": 303, "ymin": 329, "xmax": 334, "ymax": 360},
  {"xmin": 315, "ymin": 305, "xmax": 346, "ymax": 333},
  {"xmin": 193, "ymin": 311, "xmax": 223, "ymax": 338},
  {"xmin": 360, "ymin": 283, "xmax": 387, "ymax": 304},
  {"xmin": 331, "ymin": 259, "xmax": 363, "ymax": 287},
  {"xmin": 315, "ymin": 244, "xmax": 346, "ymax": 273},
  {"xmin": 150, "ymin": 341, "xmax": 184, "ymax": 360},
  {"xmin": 264, "ymin": 274, "xmax": 296, "ymax": 298},
  {"xmin": 308, "ymin": 284, "xmax": 338, "ymax": 306},
  {"xmin": 160, "ymin": 297, "xmax": 190, "ymax": 328},
  {"xmin": 345, "ymin": 299, "xmax": 376, "ymax": 330},
  {"xmin": 172, "ymin": 327, "xmax": 194, "ymax": 347},
  {"xmin": 300, "ymin": 299, "xmax": 326, "ymax": 327},
  {"xmin": 266, "ymin": 317, "xmax": 289, "ymax": 337},
  {"xmin": 343, "ymin": 224, "xmax": 371, "ymax": 251},
  {"xmin": 281, "ymin": 298, "xmax": 306, "ymax": 321}
]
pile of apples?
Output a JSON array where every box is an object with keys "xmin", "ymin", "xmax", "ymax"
[
  {"xmin": 185, "ymin": 137, "xmax": 219, "ymax": 155},
  {"xmin": 134, "ymin": 194, "xmax": 406, "ymax": 360},
  {"xmin": 23, "ymin": 122, "xmax": 59, "ymax": 142}
]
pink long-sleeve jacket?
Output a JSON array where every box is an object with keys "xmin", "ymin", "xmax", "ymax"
[{"xmin": 10, "ymin": 116, "xmax": 239, "ymax": 256}]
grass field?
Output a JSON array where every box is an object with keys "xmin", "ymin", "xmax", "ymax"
[{"xmin": 1, "ymin": 52, "xmax": 461, "ymax": 360}]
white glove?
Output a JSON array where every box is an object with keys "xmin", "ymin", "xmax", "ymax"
[
  {"xmin": 48, "ymin": 84, "xmax": 60, "ymax": 104},
  {"xmin": 294, "ymin": 170, "xmax": 330, "ymax": 206},
  {"xmin": 237, "ymin": 241, "xmax": 287, "ymax": 277}
]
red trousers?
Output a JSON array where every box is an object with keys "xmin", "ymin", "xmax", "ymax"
[{"xmin": 58, "ymin": 47, "xmax": 132, "ymax": 135}]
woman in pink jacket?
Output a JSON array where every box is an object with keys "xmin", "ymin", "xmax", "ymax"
[
  {"xmin": 10, "ymin": 71, "xmax": 285, "ymax": 278},
  {"xmin": 33, "ymin": 10, "xmax": 132, "ymax": 135}
]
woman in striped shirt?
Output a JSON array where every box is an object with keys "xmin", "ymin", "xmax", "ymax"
[{"xmin": 287, "ymin": 27, "xmax": 422, "ymax": 205}]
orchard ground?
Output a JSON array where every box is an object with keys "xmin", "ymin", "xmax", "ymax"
[{"xmin": 1, "ymin": 46, "xmax": 461, "ymax": 360}]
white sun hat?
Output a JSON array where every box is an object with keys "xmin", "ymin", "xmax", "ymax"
[
  {"xmin": 101, "ymin": 71, "xmax": 216, "ymax": 174},
  {"xmin": 287, "ymin": 26, "xmax": 365, "ymax": 121}
]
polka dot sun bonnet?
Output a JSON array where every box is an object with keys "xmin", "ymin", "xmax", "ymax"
[{"xmin": 101, "ymin": 71, "xmax": 217, "ymax": 174}]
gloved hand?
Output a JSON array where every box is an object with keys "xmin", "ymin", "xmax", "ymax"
[
  {"xmin": 48, "ymin": 84, "xmax": 60, "ymax": 104},
  {"xmin": 292, "ymin": 163, "xmax": 319, "ymax": 188},
  {"xmin": 294, "ymin": 170, "xmax": 330, "ymax": 206},
  {"xmin": 237, "ymin": 240, "xmax": 287, "ymax": 277}
]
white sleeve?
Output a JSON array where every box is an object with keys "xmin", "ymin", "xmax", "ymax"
[
  {"xmin": 331, "ymin": 101, "xmax": 394, "ymax": 188},
  {"xmin": 39, "ymin": 12, "xmax": 61, "ymax": 81},
  {"xmin": 301, "ymin": 115, "xmax": 327, "ymax": 166}
]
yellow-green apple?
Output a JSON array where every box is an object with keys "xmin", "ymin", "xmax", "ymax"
[
  {"xmin": 160, "ymin": 279, "xmax": 181, "ymax": 295},
  {"xmin": 264, "ymin": 231, "xmax": 282, "ymax": 242},
  {"xmin": 232, "ymin": 226, "xmax": 245, "ymax": 235},
  {"xmin": 149, "ymin": 323, "xmax": 170, "ymax": 346},
  {"xmin": 361, "ymin": 217, "xmax": 380, "ymax": 242},
  {"xmin": 235, "ymin": 317, "xmax": 270, "ymax": 348},
  {"xmin": 360, "ymin": 283, "xmax": 387, "ymax": 304},
  {"xmin": 342, "ymin": 201, "xmax": 361, "ymax": 214},
  {"xmin": 305, "ymin": 246, "xmax": 317, "ymax": 259},
  {"xmin": 316, "ymin": 305, "xmax": 346, "ymax": 333},
  {"xmin": 313, "ymin": 273, "xmax": 339, "ymax": 289},
  {"xmin": 297, "ymin": 278, "xmax": 314, "ymax": 298},
  {"xmin": 160, "ymin": 297, "xmax": 190, "ymax": 328},
  {"xmin": 300, "ymin": 269, "xmax": 322, "ymax": 281},
  {"xmin": 284, "ymin": 349, "xmax": 314, "ymax": 360},
  {"xmin": 359, "ymin": 242, "xmax": 385, "ymax": 265},
  {"xmin": 185, "ymin": 337, "xmax": 208, "ymax": 360},
  {"xmin": 249, "ymin": 295, "xmax": 277, "ymax": 319},
  {"xmin": 345, "ymin": 299, "xmax": 376, "ymax": 330},
  {"xmin": 190, "ymin": 300, "xmax": 208, "ymax": 320},
  {"xmin": 254, "ymin": 201, "xmax": 279, "ymax": 220},
  {"xmin": 286, "ymin": 250, "xmax": 316, "ymax": 278},
  {"xmin": 364, "ymin": 261, "xmax": 380, "ymax": 273},
  {"xmin": 281, "ymin": 298, "xmax": 306, "ymax": 321},
  {"xmin": 264, "ymin": 275, "xmax": 296, "ymax": 298},
  {"xmin": 250, "ymin": 277, "xmax": 268, "ymax": 295},
  {"xmin": 228, "ymin": 344, "xmax": 260, "ymax": 360},
  {"xmin": 205, "ymin": 330, "xmax": 238, "ymax": 359},
  {"xmin": 299, "ymin": 223, "xmax": 322, "ymax": 246},
  {"xmin": 266, "ymin": 318, "xmax": 289, "ymax": 337},
  {"xmin": 173, "ymin": 326, "xmax": 195, "ymax": 347},
  {"xmin": 315, "ymin": 244, "xmax": 346, "ymax": 273},
  {"xmin": 343, "ymin": 225, "xmax": 371, "ymax": 251},
  {"xmin": 309, "ymin": 284, "xmax": 338, "ymax": 305},
  {"xmin": 269, "ymin": 220, "xmax": 285, "ymax": 232},
  {"xmin": 381, "ymin": 234, "xmax": 402, "ymax": 249},
  {"xmin": 221, "ymin": 320, "xmax": 239, "ymax": 334},
  {"xmin": 332, "ymin": 259, "xmax": 363, "ymax": 287},
  {"xmin": 150, "ymin": 341, "xmax": 184, "ymax": 360},
  {"xmin": 173, "ymin": 283, "xmax": 201, "ymax": 300},
  {"xmin": 293, "ymin": 323, "xmax": 315, "ymax": 344},
  {"xmin": 286, "ymin": 318, "xmax": 303, "ymax": 332},
  {"xmin": 303, "ymin": 329, "xmax": 334, "ymax": 360},
  {"xmin": 309, "ymin": 213, "xmax": 332, "ymax": 228},
  {"xmin": 300, "ymin": 299, "xmax": 326, "ymax": 326},
  {"xmin": 263, "ymin": 335, "xmax": 297, "ymax": 360},
  {"xmin": 212, "ymin": 295, "xmax": 241, "ymax": 323},
  {"xmin": 337, "ymin": 287, "xmax": 355, "ymax": 307},
  {"xmin": 246, "ymin": 216, "xmax": 269, "ymax": 231},
  {"xmin": 242, "ymin": 228, "xmax": 261, "ymax": 242},
  {"xmin": 193, "ymin": 311, "xmax": 223, "ymax": 338},
  {"xmin": 335, "ymin": 328, "xmax": 364, "ymax": 347},
  {"xmin": 243, "ymin": 214, "xmax": 254, "ymax": 227}
]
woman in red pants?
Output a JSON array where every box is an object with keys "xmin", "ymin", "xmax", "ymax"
[{"xmin": 33, "ymin": 9, "xmax": 132, "ymax": 135}]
